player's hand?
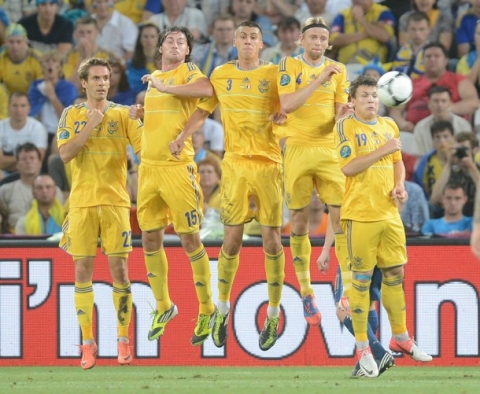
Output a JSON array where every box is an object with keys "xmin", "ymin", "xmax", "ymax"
[
  {"xmin": 471, "ymin": 227, "xmax": 480, "ymax": 259},
  {"xmin": 86, "ymin": 108, "xmax": 104, "ymax": 127},
  {"xmin": 142, "ymin": 74, "xmax": 167, "ymax": 92},
  {"xmin": 382, "ymin": 138, "xmax": 402, "ymax": 155},
  {"xmin": 316, "ymin": 249, "xmax": 330, "ymax": 275},
  {"xmin": 392, "ymin": 185, "xmax": 408, "ymax": 209},
  {"xmin": 129, "ymin": 104, "xmax": 144, "ymax": 120},
  {"xmin": 335, "ymin": 102, "xmax": 354, "ymax": 121},
  {"xmin": 270, "ymin": 111, "xmax": 287, "ymax": 125},
  {"xmin": 169, "ymin": 139, "xmax": 185, "ymax": 159},
  {"xmin": 318, "ymin": 65, "xmax": 341, "ymax": 85}
]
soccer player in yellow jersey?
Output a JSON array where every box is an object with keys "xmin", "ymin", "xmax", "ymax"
[
  {"xmin": 57, "ymin": 57, "xmax": 143, "ymax": 369},
  {"xmin": 276, "ymin": 17, "xmax": 351, "ymax": 326},
  {"xmin": 129, "ymin": 26, "xmax": 216, "ymax": 346},
  {"xmin": 170, "ymin": 21, "xmax": 285, "ymax": 351},
  {"xmin": 335, "ymin": 75, "xmax": 432, "ymax": 378}
]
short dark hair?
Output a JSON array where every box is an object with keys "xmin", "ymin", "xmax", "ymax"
[
  {"xmin": 406, "ymin": 11, "xmax": 430, "ymax": 27},
  {"xmin": 423, "ymin": 42, "xmax": 449, "ymax": 58},
  {"xmin": 8, "ymin": 91, "xmax": 29, "ymax": 105},
  {"xmin": 16, "ymin": 142, "xmax": 41, "ymax": 161},
  {"xmin": 236, "ymin": 21, "xmax": 263, "ymax": 36},
  {"xmin": 350, "ymin": 75, "xmax": 377, "ymax": 99},
  {"xmin": 75, "ymin": 16, "xmax": 98, "ymax": 30},
  {"xmin": 155, "ymin": 26, "xmax": 194, "ymax": 67},
  {"xmin": 455, "ymin": 131, "xmax": 479, "ymax": 149},
  {"xmin": 77, "ymin": 57, "xmax": 112, "ymax": 82},
  {"xmin": 430, "ymin": 120, "xmax": 454, "ymax": 138},
  {"xmin": 276, "ymin": 16, "xmax": 300, "ymax": 34},
  {"xmin": 427, "ymin": 85, "xmax": 451, "ymax": 99},
  {"xmin": 443, "ymin": 181, "xmax": 466, "ymax": 195}
]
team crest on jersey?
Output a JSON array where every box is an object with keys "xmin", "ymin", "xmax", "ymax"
[
  {"xmin": 383, "ymin": 132, "xmax": 393, "ymax": 140},
  {"xmin": 258, "ymin": 79, "xmax": 270, "ymax": 93},
  {"xmin": 340, "ymin": 145, "xmax": 351, "ymax": 158},
  {"xmin": 240, "ymin": 77, "xmax": 251, "ymax": 90},
  {"xmin": 322, "ymin": 80, "xmax": 332, "ymax": 87},
  {"xmin": 59, "ymin": 130, "xmax": 70, "ymax": 140},
  {"xmin": 25, "ymin": 72, "xmax": 33, "ymax": 82},
  {"xmin": 107, "ymin": 120, "xmax": 119, "ymax": 135},
  {"xmin": 280, "ymin": 74, "xmax": 290, "ymax": 86},
  {"xmin": 168, "ymin": 78, "xmax": 175, "ymax": 86},
  {"xmin": 352, "ymin": 255, "xmax": 363, "ymax": 268},
  {"xmin": 371, "ymin": 132, "xmax": 381, "ymax": 145}
]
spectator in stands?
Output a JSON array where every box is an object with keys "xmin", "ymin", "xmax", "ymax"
[
  {"xmin": 1, "ymin": 0, "xmax": 36, "ymax": 24},
  {"xmin": 192, "ymin": 14, "xmax": 237, "ymax": 77},
  {"xmin": 0, "ymin": 143, "xmax": 63, "ymax": 230},
  {"xmin": 430, "ymin": 131, "xmax": 480, "ymax": 217},
  {"xmin": 421, "ymin": 182, "xmax": 473, "ymax": 236},
  {"xmin": 0, "ymin": 83, "xmax": 8, "ymax": 120},
  {"xmin": 127, "ymin": 21, "xmax": 160, "ymax": 96},
  {"xmin": 28, "ymin": 50, "xmax": 78, "ymax": 158},
  {"xmin": 413, "ymin": 86, "xmax": 472, "ymax": 157},
  {"xmin": 15, "ymin": 174, "xmax": 64, "ymax": 235},
  {"xmin": 0, "ymin": 93, "xmax": 48, "ymax": 174},
  {"xmin": 398, "ymin": 0, "xmax": 454, "ymax": 53},
  {"xmin": 229, "ymin": 0, "xmax": 277, "ymax": 47},
  {"xmin": 18, "ymin": 0, "xmax": 74, "ymax": 55},
  {"xmin": 114, "ymin": 0, "xmax": 148, "ymax": 24},
  {"xmin": 0, "ymin": 8, "xmax": 7, "ymax": 47},
  {"xmin": 295, "ymin": 0, "xmax": 333, "ymax": 26},
  {"xmin": 457, "ymin": 18, "xmax": 480, "ymax": 97},
  {"xmin": 0, "ymin": 200, "xmax": 10, "ymax": 234},
  {"xmin": 0, "ymin": 23, "xmax": 43, "ymax": 95},
  {"xmin": 203, "ymin": 118, "xmax": 225, "ymax": 158},
  {"xmin": 63, "ymin": 16, "xmax": 116, "ymax": 89},
  {"xmin": 107, "ymin": 58, "xmax": 135, "ymax": 106},
  {"xmin": 359, "ymin": 56, "xmax": 389, "ymax": 115},
  {"xmin": 48, "ymin": 153, "xmax": 70, "ymax": 200},
  {"xmin": 456, "ymin": 0, "xmax": 480, "ymax": 58},
  {"xmin": 392, "ymin": 11, "xmax": 430, "ymax": 79},
  {"xmin": 330, "ymin": 0, "xmax": 395, "ymax": 64},
  {"xmin": 255, "ymin": 0, "xmax": 302, "ymax": 26},
  {"xmin": 198, "ymin": 156, "xmax": 222, "ymax": 213},
  {"xmin": 413, "ymin": 120, "xmax": 455, "ymax": 199},
  {"xmin": 389, "ymin": 43, "xmax": 479, "ymax": 132},
  {"xmin": 261, "ymin": 16, "xmax": 302, "ymax": 64},
  {"xmin": 401, "ymin": 180, "xmax": 430, "ymax": 234},
  {"xmin": 192, "ymin": 125, "xmax": 222, "ymax": 164},
  {"xmin": 91, "ymin": 0, "xmax": 138, "ymax": 61},
  {"xmin": 148, "ymin": 0, "xmax": 208, "ymax": 43}
]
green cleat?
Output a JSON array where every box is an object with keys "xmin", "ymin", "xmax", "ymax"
[
  {"xmin": 258, "ymin": 316, "xmax": 279, "ymax": 351},
  {"xmin": 148, "ymin": 303, "xmax": 178, "ymax": 341},
  {"xmin": 191, "ymin": 308, "xmax": 217, "ymax": 346},
  {"xmin": 212, "ymin": 311, "xmax": 229, "ymax": 348}
]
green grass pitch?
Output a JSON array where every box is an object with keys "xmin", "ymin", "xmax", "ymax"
[{"xmin": 1, "ymin": 366, "xmax": 480, "ymax": 393}]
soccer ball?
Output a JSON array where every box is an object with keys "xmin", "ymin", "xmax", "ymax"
[{"xmin": 376, "ymin": 71, "xmax": 413, "ymax": 107}]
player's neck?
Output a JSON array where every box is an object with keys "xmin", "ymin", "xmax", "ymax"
[
  {"xmin": 302, "ymin": 54, "xmax": 323, "ymax": 67},
  {"xmin": 162, "ymin": 59, "xmax": 184, "ymax": 72},
  {"xmin": 236, "ymin": 58, "xmax": 260, "ymax": 70},
  {"xmin": 86, "ymin": 99, "xmax": 108, "ymax": 112},
  {"xmin": 354, "ymin": 113, "xmax": 377, "ymax": 123}
]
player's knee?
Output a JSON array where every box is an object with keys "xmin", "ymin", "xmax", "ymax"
[
  {"xmin": 382, "ymin": 265, "xmax": 404, "ymax": 279},
  {"xmin": 142, "ymin": 230, "xmax": 163, "ymax": 251}
]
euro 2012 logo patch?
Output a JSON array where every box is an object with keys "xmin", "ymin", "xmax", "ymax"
[
  {"xmin": 59, "ymin": 130, "xmax": 70, "ymax": 140},
  {"xmin": 280, "ymin": 74, "xmax": 290, "ymax": 86},
  {"xmin": 340, "ymin": 146, "xmax": 351, "ymax": 158}
]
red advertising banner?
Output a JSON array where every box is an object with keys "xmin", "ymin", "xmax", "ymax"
[{"xmin": 0, "ymin": 244, "xmax": 479, "ymax": 366}]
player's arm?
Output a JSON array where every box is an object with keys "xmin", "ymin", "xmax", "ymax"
[
  {"xmin": 392, "ymin": 159, "xmax": 408, "ymax": 207},
  {"xmin": 59, "ymin": 108, "xmax": 103, "ymax": 163},
  {"xmin": 340, "ymin": 138, "xmax": 402, "ymax": 177},
  {"xmin": 142, "ymin": 74, "xmax": 213, "ymax": 98},
  {"xmin": 450, "ymin": 78, "xmax": 479, "ymax": 116},
  {"xmin": 316, "ymin": 215, "xmax": 334, "ymax": 275}
]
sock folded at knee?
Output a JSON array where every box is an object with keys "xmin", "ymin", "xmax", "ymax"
[
  {"xmin": 265, "ymin": 247, "xmax": 285, "ymax": 308},
  {"xmin": 144, "ymin": 248, "xmax": 171, "ymax": 311},
  {"xmin": 290, "ymin": 232, "xmax": 312, "ymax": 297},
  {"xmin": 75, "ymin": 281, "xmax": 94, "ymax": 342},
  {"xmin": 188, "ymin": 244, "xmax": 214, "ymax": 315},
  {"xmin": 113, "ymin": 281, "xmax": 132, "ymax": 338}
]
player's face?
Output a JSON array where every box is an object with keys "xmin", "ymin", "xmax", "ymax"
[
  {"xmin": 442, "ymin": 188, "xmax": 467, "ymax": 216},
  {"xmin": 160, "ymin": 31, "xmax": 190, "ymax": 64},
  {"xmin": 82, "ymin": 65, "xmax": 110, "ymax": 101},
  {"xmin": 300, "ymin": 27, "xmax": 329, "ymax": 61},
  {"xmin": 423, "ymin": 47, "xmax": 448, "ymax": 75},
  {"xmin": 407, "ymin": 19, "xmax": 430, "ymax": 46},
  {"xmin": 6, "ymin": 36, "xmax": 28, "ymax": 60},
  {"xmin": 352, "ymin": 85, "xmax": 379, "ymax": 121},
  {"xmin": 8, "ymin": 96, "xmax": 30, "ymax": 121},
  {"xmin": 212, "ymin": 20, "xmax": 235, "ymax": 45},
  {"xmin": 432, "ymin": 129, "xmax": 454, "ymax": 153},
  {"xmin": 234, "ymin": 26, "xmax": 263, "ymax": 60},
  {"xmin": 199, "ymin": 164, "xmax": 220, "ymax": 187},
  {"xmin": 32, "ymin": 176, "xmax": 57, "ymax": 205},
  {"xmin": 17, "ymin": 151, "xmax": 42, "ymax": 177},
  {"xmin": 428, "ymin": 92, "xmax": 451, "ymax": 116},
  {"xmin": 141, "ymin": 26, "xmax": 159, "ymax": 52}
]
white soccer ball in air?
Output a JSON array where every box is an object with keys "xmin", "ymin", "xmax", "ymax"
[{"xmin": 376, "ymin": 71, "xmax": 413, "ymax": 107}]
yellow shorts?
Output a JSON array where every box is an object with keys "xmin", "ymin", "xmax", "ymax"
[
  {"xmin": 60, "ymin": 205, "xmax": 132, "ymax": 257},
  {"xmin": 283, "ymin": 145, "xmax": 345, "ymax": 209},
  {"xmin": 137, "ymin": 162, "xmax": 203, "ymax": 234},
  {"xmin": 342, "ymin": 216, "xmax": 407, "ymax": 272},
  {"xmin": 221, "ymin": 157, "xmax": 283, "ymax": 227}
]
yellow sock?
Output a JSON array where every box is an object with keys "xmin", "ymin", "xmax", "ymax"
[
  {"xmin": 75, "ymin": 281, "xmax": 94, "ymax": 342},
  {"xmin": 382, "ymin": 274, "xmax": 407, "ymax": 335},
  {"xmin": 334, "ymin": 233, "xmax": 351, "ymax": 297},
  {"xmin": 290, "ymin": 232, "xmax": 312, "ymax": 297},
  {"xmin": 265, "ymin": 248, "xmax": 285, "ymax": 307},
  {"xmin": 144, "ymin": 248, "xmax": 171, "ymax": 311},
  {"xmin": 187, "ymin": 244, "xmax": 214, "ymax": 315},
  {"xmin": 217, "ymin": 248, "xmax": 240, "ymax": 303},
  {"xmin": 113, "ymin": 281, "xmax": 132, "ymax": 338},
  {"xmin": 350, "ymin": 276, "xmax": 371, "ymax": 342}
]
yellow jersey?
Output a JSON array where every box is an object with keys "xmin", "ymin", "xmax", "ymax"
[
  {"xmin": 0, "ymin": 48, "xmax": 43, "ymax": 94},
  {"xmin": 198, "ymin": 60, "xmax": 282, "ymax": 163},
  {"xmin": 57, "ymin": 101, "xmax": 143, "ymax": 208},
  {"xmin": 335, "ymin": 115, "xmax": 402, "ymax": 222},
  {"xmin": 276, "ymin": 55, "xmax": 349, "ymax": 147},
  {"xmin": 0, "ymin": 83, "xmax": 8, "ymax": 119},
  {"xmin": 62, "ymin": 48, "xmax": 117, "ymax": 80},
  {"xmin": 142, "ymin": 62, "xmax": 208, "ymax": 165}
]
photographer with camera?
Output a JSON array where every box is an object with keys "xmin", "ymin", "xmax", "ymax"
[{"xmin": 430, "ymin": 131, "xmax": 480, "ymax": 218}]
